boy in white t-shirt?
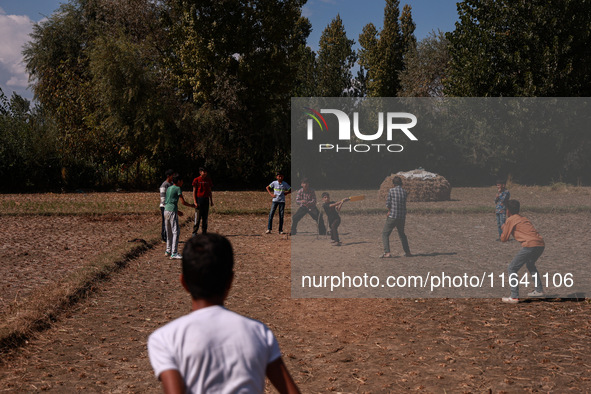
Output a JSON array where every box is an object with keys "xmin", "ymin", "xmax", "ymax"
[
  {"xmin": 147, "ymin": 233, "xmax": 300, "ymax": 394},
  {"xmin": 265, "ymin": 171, "xmax": 291, "ymax": 234}
]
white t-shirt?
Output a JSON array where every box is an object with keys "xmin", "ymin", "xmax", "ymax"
[
  {"xmin": 148, "ymin": 305, "xmax": 281, "ymax": 393},
  {"xmin": 268, "ymin": 181, "xmax": 290, "ymax": 203}
]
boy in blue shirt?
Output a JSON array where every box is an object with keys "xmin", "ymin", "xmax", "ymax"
[{"xmin": 265, "ymin": 171, "xmax": 291, "ymax": 234}]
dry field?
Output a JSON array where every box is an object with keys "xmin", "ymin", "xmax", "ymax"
[{"xmin": 1, "ymin": 186, "xmax": 590, "ymax": 392}]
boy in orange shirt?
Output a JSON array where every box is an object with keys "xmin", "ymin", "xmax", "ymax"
[{"xmin": 501, "ymin": 199, "xmax": 545, "ymax": 303}]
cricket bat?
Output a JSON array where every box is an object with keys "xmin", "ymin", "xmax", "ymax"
[{"xmin": 347, "ymin": 195, "xmax": 365, "ymax": 202}]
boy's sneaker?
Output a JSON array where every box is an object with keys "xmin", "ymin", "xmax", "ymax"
[
  {"xmin": 279, "ymin": 231, "xmax": 285, "ymax": 234},
  {"xmin": 527, "ymin": 290, "xmax": 546, "ymax": 297},
  {"xmin": 502, "ymin": 297, "xmax": 519, "ymax": 304},
  {"xmin": 164, "ymin": 251, "xmax": 171, "ymax": 257},
  {"xmin": 170, "ymin": 253, "xmax": 182, "ymax": 260},
  {"xmin": 265, "ymin": 230, "xmax": 271, "ymax": 234}
]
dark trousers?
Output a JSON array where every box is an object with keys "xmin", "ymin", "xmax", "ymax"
[
  {"xmin": 193, "ymin": 197, "xmax": 210, "ymax": 234},
  {"xmin": 267, "ymin": 202, "xmax": 285, "ymax": 232},
  {"xmin": 328, "ymin": 217, "xmax": 341, "ymax": 242},
  {"xmin": 160, "ymin": 206, "xmax": 167, "ymax": 241},
  {"xmin": 382, "ymin": 217, "xmax": 411, "ymax": 255},
  {"xmin": 291, "ymin": 206, "xmax": 326, "ymax": 235}
]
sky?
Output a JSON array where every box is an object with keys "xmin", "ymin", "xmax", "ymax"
[{"xmin": 0, "ymin": 0, "xmax": 459, "ymax": 102}]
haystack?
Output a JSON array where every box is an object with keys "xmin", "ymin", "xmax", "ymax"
[{"xmin": 378, "ymin": 169, "xmax": 451, "ymax": 202}]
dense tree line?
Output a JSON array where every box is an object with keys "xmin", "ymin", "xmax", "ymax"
[{"xmin": 1, "ymin": 0, "xmax": 590, "ymax": 191}]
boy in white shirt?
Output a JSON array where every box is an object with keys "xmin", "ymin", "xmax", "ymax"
[
  {"xmin": 148, "ymin": 233, "xmax": 300, "ymax": 394},
  {"xmin": 265, "ymin": 171, "xmax": 291, "ymax": 234}
]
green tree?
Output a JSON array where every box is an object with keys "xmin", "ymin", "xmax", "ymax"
[
  {"xmin": 358, "ymin": 23, "xmax": 379, "ymax": 96},
  {"xmin": 292, "ymin": 45, "xmax": 317, "ymax": 97},
  {"xmin": 399, "ymin": 4, "xmax": 417, "ymax": 62},
  {"xmin": 399, "ymin": 31, "xmax": 450, "ymax": 97},
  {"xmin": 358, "ymin": 0, "xmax": 414, "ymax": 97},
  {"xmin": 163, "ymin": 0, "xmax": 310, "ymax": 180},
  {"xmin": 88, "ymin": 0, "xmax": 180, "ymax": 184},
  {"xmin": 0, "ymin": 89, "xmax": 61, "ymax": 190},
  {"xmin": 446, "ymin": 0, "xmax": 591, "ymax": 97},
  {"xmin": 24, "ymin": 0, "xmax": 178, "ymax": 187},
  {"xmin": 445, "ymin": 0, "xmax": 591, "ymax": 185},
  {"xmin": 24, "ymin": 0, "xmax": 310, "ymax": 187},
  {"xmin": 316, "ymin": 15, "xmax": 357, "ymax": 97},
  {"xmin": 23, "ymin": 1, "xmax": 99, "ymax": 163}
]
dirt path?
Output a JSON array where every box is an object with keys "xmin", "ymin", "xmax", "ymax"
[{"xmin": 2, "ymin": 214, "xmax": 591, "ymax": 393}]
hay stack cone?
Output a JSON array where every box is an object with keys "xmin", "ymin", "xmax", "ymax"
[{"xmin": 378, "ymin": 169, "xmax": 451, "ymax": 202}]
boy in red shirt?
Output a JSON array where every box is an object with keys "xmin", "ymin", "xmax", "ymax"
[
  {"xmin": 192, "ymin": 167, "xmax": 214, "ymax": 235},
  {"xmin": 501, "ymin": 199, "xmax": 545, "ymax": 303}
]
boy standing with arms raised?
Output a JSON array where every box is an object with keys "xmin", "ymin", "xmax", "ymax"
[
  {"xmin": 266, "ymin": 171, "xmax": 291, "ymax": 234},
  {"xmin": 148, "ymin": 234, "xmax": 300, "ymax": 393},
  {"xmin": 192, "ymin": 167, "xmax": 214, "ymax": 235},
  {"xmin": 501, "ymin": 199, "xmax": 545, "ymax": 303}
]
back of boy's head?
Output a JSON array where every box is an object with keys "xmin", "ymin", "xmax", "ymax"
[
  {"xmin": 496, "ymin": 178, "xmax": 506, "ymax": 185},
  {"xmin": 165, "ymin": 169, "xmax": 174, "ymax": 177},
  {"xmin": 506, "ymin": 199, "xmax": 520, "ymax": 215},
  {"xmin": 182, "ymin": 233, "xmax": 234, "ymax": 300},
  {"xmin": 172, "ymin": 174, "xmax": 182, "ymax": 184},
  {"xmin": 392, "ymin": 176, "xmax": 403, "ymax": 186}
]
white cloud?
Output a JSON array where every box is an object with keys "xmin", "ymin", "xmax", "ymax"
[{"xmin": 0, "ymin": 8, "xmax": 34, "ymax": 96}]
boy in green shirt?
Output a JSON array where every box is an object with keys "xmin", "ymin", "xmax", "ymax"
[{"xmin": 164, "ymin": 174, "xmax": 196, "ymax": 259}]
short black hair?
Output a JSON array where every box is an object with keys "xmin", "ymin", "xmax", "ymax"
[
  {"xmin": 276, "ymin": 170, "xmax": 284, "ymax": 176},
  {"xmin": 392, "ymin": 176, "xmax": 403, "ymax": 186},
  {"xmin": 496, "ymin": 178, "xmax": 506, "ymax": 184},
  {"xmin": 182, "ymin": 233, "xmax": 234, "ymax": 300},
  {"xmin": 165, "ymin": 169, "xmax": 174, "ymax": 177},
  {"xmin": 172, "ymin": 174, "xmax": 182, "ymax": 184},
  {"xmin": 506, "ymin": 199, "xmax": 520, "ymax": 215},
  {"xmin": 199, "ymin": 166, "xmax": 207, "ymax": 172},
  {"xmin": 321, "ymin": 192, "xmax": 329, "ymax": 198},
  {"xmin": 301, "ymin": 178, "xmax": 309, "ymax": 184}
]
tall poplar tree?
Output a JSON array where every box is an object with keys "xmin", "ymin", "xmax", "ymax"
[
  {"xmin": 399, "ymin": 4, "xmax": 417, "ymax": 62},
  {"xmin": 358, "ymin": 0, "xmax": 415, "ymax": 97},
  {"xmin": 358, "ymin": 23, "xmax": 379, "ymax": 96},
  {"xmin": 316, "ymin": 15, "xmax": 357, "ymax": 97}
]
